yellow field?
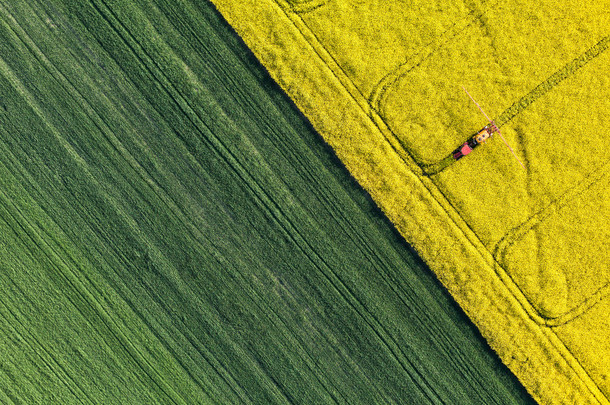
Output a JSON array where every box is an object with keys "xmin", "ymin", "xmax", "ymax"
[{"xmin": 210, "ymin": 0, "xmax": 610, "ymax": 403}]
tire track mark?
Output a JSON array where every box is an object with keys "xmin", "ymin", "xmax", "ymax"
[
  {"xmin": 493, "ymin": 161, "xmax": 610, "ymax": 324},
  {"xmin": 285, "ymin": 0, "xmax": 328, "ymax": 14}
]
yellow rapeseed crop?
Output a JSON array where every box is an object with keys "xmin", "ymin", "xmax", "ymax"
[{"xmin": 210, "ymin": 0, "xmax": 610, "ymax": 403}]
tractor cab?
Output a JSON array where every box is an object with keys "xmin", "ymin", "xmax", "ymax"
[{"xmin": 474, "ymin": 125, "xmax": 494, "ymax": 144}]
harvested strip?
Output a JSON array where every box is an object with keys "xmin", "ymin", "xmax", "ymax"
[{"xmin": 496, "ymin": 33, "xmax": 610, "ymax": 127}]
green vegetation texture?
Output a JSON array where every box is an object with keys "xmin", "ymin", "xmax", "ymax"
[{"xmin": 0, "ymin": 0, "xmax": 534, "ymax": 403}]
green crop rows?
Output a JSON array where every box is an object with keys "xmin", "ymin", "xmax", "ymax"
[{"xmin": 0, "ymin": 0, "xmax": 534, "ymax": 403}]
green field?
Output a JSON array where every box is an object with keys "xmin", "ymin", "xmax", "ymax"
[{"xmin": 0, "ymin": 1, "xmax": 534, "ymax": 403}]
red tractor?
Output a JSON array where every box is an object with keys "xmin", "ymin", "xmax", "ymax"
[{"xmin": 452, "ymin": 125, "xmax": 494, "ymax": 160}]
